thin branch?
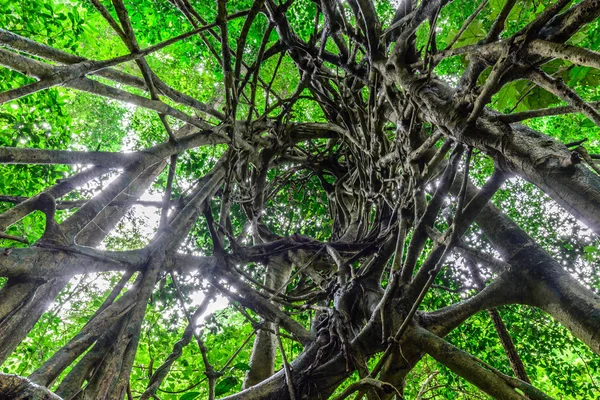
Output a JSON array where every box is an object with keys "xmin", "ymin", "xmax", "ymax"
[
  {"xmin": 497, "ymin": 101, "xmax": 600, "ymax": 123},
  {"xmin": 528, "ymin": 68, "xmax": 600, "ymax": 128},
  {"xmin": 445, "ymin": 0, "xmax": 488, "ymax": 49},
  {"xmin": 466, "ymin": 258, "xmax": 531, "ymax": 383},
  {"xmin": 275, "ymin": 327, "xmax": 297, "ymax": 400}
]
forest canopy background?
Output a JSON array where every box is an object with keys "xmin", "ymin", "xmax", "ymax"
[{"xmin": 0, "ymin": 0, "xmax": 599, "ymax": 399}]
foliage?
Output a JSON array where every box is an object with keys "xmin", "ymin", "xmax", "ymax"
[{"xmin": 0, "ymin": 0, "xmax": 599, "ymax": 399}]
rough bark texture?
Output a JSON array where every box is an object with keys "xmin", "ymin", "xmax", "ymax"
[
  {"xmin": 0, "ymin": 0, "xmax": 599, "ymax": 399},
  {"xmin": 244, "ymin": 256, "xmax": 293, "ymax": 388}
]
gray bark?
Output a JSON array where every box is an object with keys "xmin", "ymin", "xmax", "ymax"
[{"xmin": 244, "ymin": 256, "xmax": 293, "ymax": 388}]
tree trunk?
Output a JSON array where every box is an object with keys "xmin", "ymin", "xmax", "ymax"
[{"xmin": 244, "ymin": 256, "xmax": 293, "ymax": 388}]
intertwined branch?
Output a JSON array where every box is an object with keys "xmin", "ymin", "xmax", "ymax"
[{"xmin": 0, "ymin": 0, "xmax": 599, "ymax": 399}]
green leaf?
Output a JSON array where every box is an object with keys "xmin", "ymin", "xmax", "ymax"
[
  {"xmin": 215, "ymin": 377, "xmax": 238, "ymax": 396},
  {"xmin": 455, "ymin": 19, "xmax": 485, "ymax": 47},
  {"xmin": 0, "ymin": 112, "xmax": 16, "ymax": 122},
  {"xmin": 179, "ymin": 392, "xmax": 201, "ymax": 400},
  {"xmin": 233, "ymin": 362, "xmax": 251, "ymax": 371},
  {"xmin": 569, "ymin": 67, "xmax": 590, "ymax": 86}
]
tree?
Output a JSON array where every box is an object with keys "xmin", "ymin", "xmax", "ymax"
[{"xmin": 0, "ymin": 0, "xmax": 599, "ymax": 398}]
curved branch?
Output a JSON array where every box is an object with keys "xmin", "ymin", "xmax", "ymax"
[{"xmin": 411, "ymin": 326, "xmax": 554, "ymax": 400}]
